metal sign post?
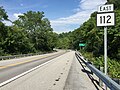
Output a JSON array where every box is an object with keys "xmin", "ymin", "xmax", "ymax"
[
  {"xmin": 97, "ymin": 4, "xmax": 115, "ymax": 90},
  {"xmin": 104, "ymin": 27, "xmax": 107, "ymax": 75},
  {"xmin": 79, "ymin": 43, "xmax": 85, "ymax": 51},
  {"xmin": 104, "ymin": 26, "xmax": 107, "ymax": 90}
]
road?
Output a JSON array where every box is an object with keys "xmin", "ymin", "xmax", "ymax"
[
  {"xmin": 0, "ymin": 51, "xmax": 66, "ymax": 84},
  {"xmin": 0, "ymin": 51, "xmax": 74, "ymax": 90},
  {"xmin": 0, "ymin": 51, "xmax": 102, "ymax": 90}
]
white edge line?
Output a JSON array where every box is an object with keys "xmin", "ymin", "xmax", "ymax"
[{"xmin": 0, "ymin": 59, "xmax": 54, "ymax": 87}]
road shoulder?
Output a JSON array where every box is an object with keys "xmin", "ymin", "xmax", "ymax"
[{"xmin": 64, "ymin": 55, "xmax": 103, "ymax": 90}]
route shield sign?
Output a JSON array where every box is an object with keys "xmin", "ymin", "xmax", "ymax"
[
  {"xmin": 97, "ymin": 4, "xmax": 115, "ymax": 27},
  {"xmin": 97, "ymin": 12, "xmax": 115, "ymax": 26}
]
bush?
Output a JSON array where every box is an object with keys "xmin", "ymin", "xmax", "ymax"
[{"xmin": 80, "ymin": 51, "xmax": 120, "ymax": 79}]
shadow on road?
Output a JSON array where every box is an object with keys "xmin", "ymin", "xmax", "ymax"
[{"xmin": 75, "ymin": 54, "xmax": 103, "ymax": 90}]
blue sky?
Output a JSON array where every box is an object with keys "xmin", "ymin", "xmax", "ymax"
[{"xmin": 1, "ymin": 0, "xmax": 106, "ymax": 33}]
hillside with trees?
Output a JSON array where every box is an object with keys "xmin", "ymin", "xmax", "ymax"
[
  {"xmin": 56, "ymin": 0, "xmax": 120, "ymax": 78},
  {"xmin": 57, "ymin": 0, "xmax": 120, "ymax": 60},
  {"xmin": 0, "ymin": 7, "xmax": 58, "ymax": 55}
]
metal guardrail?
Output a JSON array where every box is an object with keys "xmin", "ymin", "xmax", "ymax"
[
  {"xmin": 0, "ymin": 52, "xmax": 48, "ymax": 60},
  {"xmin": 75, "ymin": 51, "xmax": 120, "ymax": 90}
]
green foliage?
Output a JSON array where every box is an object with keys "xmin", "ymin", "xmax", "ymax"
[
  {"xmin": 0, "ymin": 6, "xmax": 8, "ymax": 21},
  {"xmin": 107, "ymin": 0, "xmax": 120, "ymax": 9},
  {"xmin": 5, "ymin": 26, "xmax": 34, "ymax": 54},
  {"xmin": 81, "ymin": 51, "xmax": 120, "ymax": 78},
  {"xmin": 56, "ymin": 32, "xmax": 73, "ymax": 49},
  {"xmin": 108, "ymin": 58, "xmax": 120, "ymax": 78},
  {"xmin": 13, "ymin": 11, "xmax": 56, "ymax": 52},
  {"xmin": 0, "ymin": 7, "xmax": 57, "ymax": 55}
]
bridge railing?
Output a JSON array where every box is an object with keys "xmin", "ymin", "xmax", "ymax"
[{"xmin": 75, "ymin": 51, "xmax": 120, "ymax": 90}]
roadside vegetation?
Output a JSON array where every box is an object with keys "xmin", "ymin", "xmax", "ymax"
[
  {"xmin": 80, "ymin": 51, "xmax": 120, "ymax": 79},
  {"xmin": 0, "ymin": 7, "xmax": 58, "ymax": 55},
  {"xmin": 56, "ymin": 0, "xmax": 120, "ymax": 79}
]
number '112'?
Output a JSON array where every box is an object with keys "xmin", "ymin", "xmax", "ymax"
[{"xmin": 100, "ymin": 15, "xmax": 111, "ymax": 24}]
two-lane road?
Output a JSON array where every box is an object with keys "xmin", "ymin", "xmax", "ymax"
[
  {"xmin": 0, "ymin": 51, "xmax": 75, "ymax": 90},
  {"xmin": 0, "ymin": 51, "xmax": 66, "ymax": 84}
]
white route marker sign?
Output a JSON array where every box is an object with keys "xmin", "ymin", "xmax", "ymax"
[
  {"xmin": 97, "ymin": 12, "xmax": 115, "ymax": 26},
  {"xmin": 97, "ymin": 4, "xmax": 115, "ymax": 27},
  {"xmin": 98, "ymin": 4, "xmax": 114, "ymax": 13}
]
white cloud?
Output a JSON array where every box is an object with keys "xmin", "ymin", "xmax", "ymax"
[
  {"xmin": 50, "ymin": 10, "xmax": 91, "ymax": 33},
  {"xmin": 13, "ymin": 13, "xmax": 23, "ymax": 19},
  {"xmin": 51, "ymin": 0, "xmax": 107, "ymax": 33},
  {"xmin": 80, "ymin": 0, "xmax": 106, "ymax": 10},
  {"xmin": 3, "ymin": 21, "xmax": 12, "ymax": 26},
  {"xmin": 3, "ymin": 13, "xmax": 23, "ymax": 26},
  {"xmin": 51, "ymin": 10, "xmax": 90, "ymax": 26},
  {"xmin": 20, "ymin": 4, "xmax": 23, "ymax": 6},
  {"xmin": 53, "ymin": 25, "xmax": 74, "ymax": 34}
]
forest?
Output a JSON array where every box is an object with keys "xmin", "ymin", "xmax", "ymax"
[{"xmin": 0, "ymin": 0, "xmax": 120, "ymax": 78}]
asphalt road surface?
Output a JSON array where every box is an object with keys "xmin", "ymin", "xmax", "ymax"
[
  {"xmin": 0, "ymin": 51, "xmax": 102, "ymax": 90},
  {"xmin": 0, "ymin": 51, "xmax": 66, "ymax": 84},
  {"xmin": 0, "ymin": 51, "xmax": 74, "ymax": 90}
]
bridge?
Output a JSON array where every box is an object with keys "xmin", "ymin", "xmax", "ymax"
[{"xmin": 0, "ymin": 51, "xmax": 120, "ymax": 90}]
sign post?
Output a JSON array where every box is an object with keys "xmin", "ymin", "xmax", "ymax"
[
  {"xmin": 97, "ymin": 4, "xmax": 115, "ymax": 89},
  {"xmin": 79, "ymin": 43, "xmax": 85, "ymax": 50},
  {"xmin": 104, "ymin": 26, "xmax": 107, "ymax": 75}
]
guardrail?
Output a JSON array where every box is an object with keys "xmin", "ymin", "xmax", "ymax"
[
  {"xmin": 75, "ymin": 51, "xmax": 120, "ymax": 90},
  {"xmin": 0, "ymin": 52, "xmax": 49, "ymax": 60}
]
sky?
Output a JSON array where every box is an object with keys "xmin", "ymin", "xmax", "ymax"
[{"xmin": 0, "ymin": 0, "xmax": 107, "ymax": 33}]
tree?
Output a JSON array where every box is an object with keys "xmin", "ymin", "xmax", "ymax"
[
  {"xmin": 0, "ymin": 6, "xmax": 9, "ymax": 55},
  {"xmin": 0, "ymin": 7, "xmax": 57, "ymax": 55},
  {"xmin": 0, "ymin": 6, "xmax": 8, "ymax": 21},
  {"xmin": 107, "ymin": 0, "xmax": 120, "ymax": 9},
  {"xmin": 13, "ymin": 11, "xmax": 55, "ymax": 51}
]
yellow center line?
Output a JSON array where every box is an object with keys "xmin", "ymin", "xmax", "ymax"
[{"xmin": 0, "ymin": 53, "xmax": 59, "ymax": 69}]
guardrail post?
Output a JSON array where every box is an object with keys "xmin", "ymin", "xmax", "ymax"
[
  {"xmin": 87, "ymin": 61, "xmax": 93, "ymax": 75},
  {"xmin": 99, "ymin": 67, "xmax": 103, "ymax": 87}
]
